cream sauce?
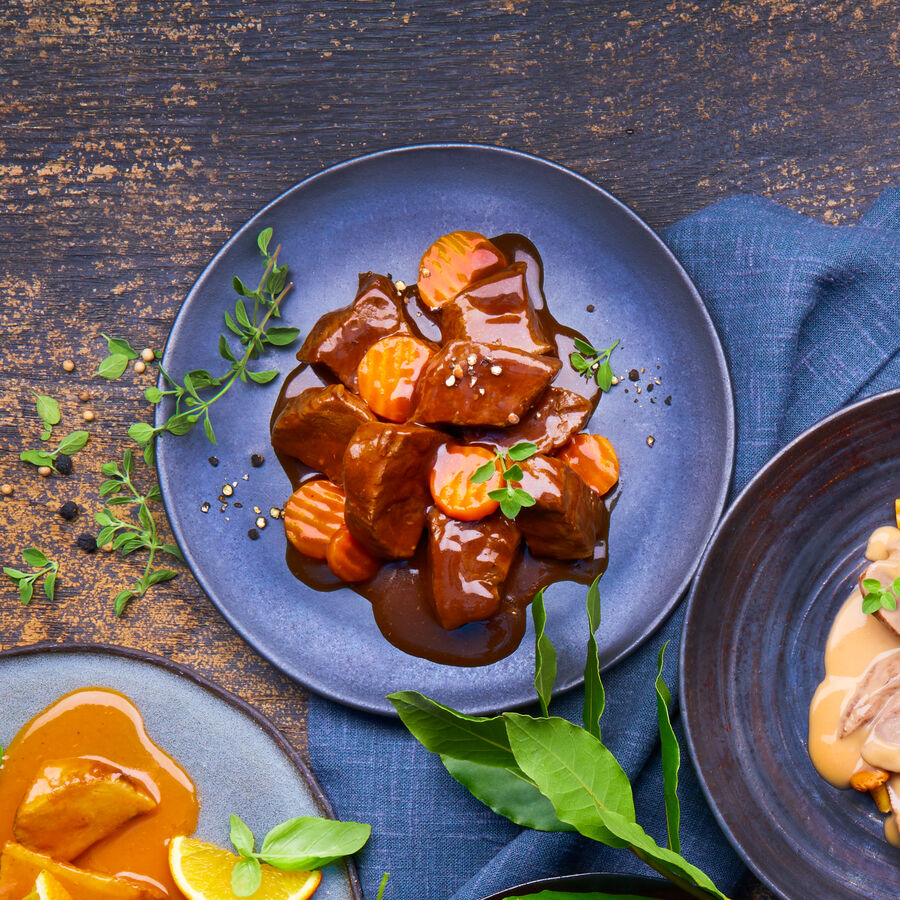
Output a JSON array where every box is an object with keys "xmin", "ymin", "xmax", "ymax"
[{"xmin": 809, "ymin": 525, "xmax": 900, "ymax": 847}]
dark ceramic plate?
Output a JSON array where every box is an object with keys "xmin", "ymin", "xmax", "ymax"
[
  {"xmin": 479, "ymin": 871, "xmax": 692, "ymax": 899},
  {"xmin": 681, "ymin": 389, "xmax": 900, "ymax": 900},
  {"xmin": 0, "ymin": 643, "xmax": 360, "ymax": 900},
  {"xmin": 157, "ymin": 143, "xmax": 734, "ymax": 715}
]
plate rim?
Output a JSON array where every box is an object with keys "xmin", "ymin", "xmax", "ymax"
[
  {"xmin": 156, "ymin": 142, "xmax": 736, "ymax": 715},
  {"xmin": 0, "ymin": 640, "xmax": 363, "ymax": 900},
  {"xmin": 680, "ymin": 386, "xmax": 900, "ymax": 899}
]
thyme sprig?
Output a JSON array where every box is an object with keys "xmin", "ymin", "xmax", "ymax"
[
  {"xmin": 133, "ymin": 228, "xmax": 298, "ymax": 456},
  {"xmin": 95, "ymin": 449, "xmax": 183, "ymax": 616},
  {"xmin": 570, "ymin": 337, "xmax": 620, "ymax": 392},
  {"xmin": 3, "ymin": 548, "xmax": 58, "ymax": 605},
  {"xmin": 470, "ymin": 441, "xmax": 539, "ymax": 519}
]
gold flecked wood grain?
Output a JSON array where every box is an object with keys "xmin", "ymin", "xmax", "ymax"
[{"xmin": 2, "ymin": 1, "xmax": 898, "ymax": 896}]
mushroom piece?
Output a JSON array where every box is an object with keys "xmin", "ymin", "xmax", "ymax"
[{"xmin": 839, "ymin": 648, "xmax": 900, "ymax": 738}]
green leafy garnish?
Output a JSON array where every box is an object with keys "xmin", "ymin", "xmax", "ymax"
[
  {"xmin": 862, "ymin": 577, "xmax": 900, "ymax": 614},
  {"xmin": 3, "ymin": 548, "xmax": 59, "ymax": 605},
  {"xmin": 136, "ymin": 229, "xmax": 297, "ymax": 450},
  {"xmin": 389, "ymin": 580, "xmax": 730, "ymax": 900},
  {"xmin": 469, "ymin": 441, "xmax": 539, "ymax": 519},
  {"xmin": 227, "ymin": 814, "xmax": 372, "ymax": 897},
  {"xmin": 532, "ymin": 588, "xmax": 556, "ymax": 717},
  {"xmin": 20, "ymin": 431, "xmax": 89, "ymax": 472},
  {"xmin": 95, "ymin": 450, "xmax": 183, "ymax": 615},
  {"xmin": 97, "ymin": 334, "xmax": 141, "ymax": 380},
  {"xmin": 33, "ymin": 391, "xmax": 60, "ymax": 441},
  {"xmin": 570, "ymin": 337, "xmax": 620, "ymax": 392}
]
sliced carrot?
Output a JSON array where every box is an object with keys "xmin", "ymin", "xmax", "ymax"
[
  {"xmin": 326, "ymin": 526, "xmax": 381, "ymax": 582},
  {"xmin": 429, "ymin": 443, "xmax": 502, "ymax": 522},
  {"xmin": 557, "ymin": 433, "xmax": 619, "ymax": 495},
  {"xmin": 357, "ymin": 333, "xmax": 433, "ymax": 422},
  {"xmin": 417, "ymin": 231, "xmax": 507, "ymax": 309},
  {"xmin": 283, "ymin": 479, "xmax": 346, "ymax": 559}
]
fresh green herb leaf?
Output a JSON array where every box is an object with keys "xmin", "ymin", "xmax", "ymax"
[
  {"xmin": 247, "ymin": 369, "xmax": 279, "ymax": 385},
  {"xmin": 21, "ymin": 547, "xmax": 49, "ymax": 568},
  {"xmin": 97, "ymin": 354, "xmax": 130, "ymax": 380},
  {"xmin": 103, "ymin": 334, "xmax": 140, "ymax": 360},
  {"xmin": 230, "ymin": 814, "xmax": 255, "ymax": 857},
  {"xmin": 502, "ymin": 464, "xmax": 524, "ymax": 482},
  {"xmin": 499, "ymin": 493, "xmax": 521, "ymax": 519},
  {"xmin": 470, "ymin": 460, "xmax": 498, "ymax": 484},
  {"xmin": 20, "ymin": 449, "xmax": 54, "ymax": 467},
  {"xmin": 56, "ymin": 431, "xmax": 89, "ymax": 455},
  {"xmin": 570, "ymin": 338, "xmax": 620, "ymax": 394},
  {"xmin": 512, "ymin": 488, "xmax": 536, "ymax": 507},
  {"xmin": 231, "ymin": 857, "xmax": 262, "ymax": 897},
  {"xmin": 471, "ymin": 447, "xmax": 537, "ymax": 519},
  {"xmin": 3, "ymin": 549, "xmax": 59, "ymax": 607},
  {"xmin": 258, "ymin": 816, "xmax": 371, "ymax": 870},
  {"xmin": 265, "ymin": 326, "xmax": 300, "ymax": 346},
  {"xmin": 113, "ymin": 590, "xmax": 134, "ymax": 616},
  {"xmin": 257, "ymin": 227, "xmax": 273, "ymax": 256},
  {"xmin": 43, "ymin": 569, "xmax": 57, "ymax": 600},
  {"xmin": 532, "ymin": 588, "xmax": 557, "ymax": 717},
  {"xmin": 655, "ymin": 642, "xmax": 681, "ymax": 854},
  {"xmin": 582, "ymin": 574, "xmax": 605, "ymax": 739},
  {"xmin": 507, "ymin": 442, "xmax": 539, "ymax": 462},
  {"xmin": 144, "ymin": 386, "xmax": 164, "ymax": 404},
  {"xmin": 33, "ymin": 392, "xmax": 60, "ymax": 429},
  {"xmin": 861, "ymin": 576, "xmax": 899, "ymax": 614}
]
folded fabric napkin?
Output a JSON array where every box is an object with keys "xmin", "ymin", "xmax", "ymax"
[{"xmin": 309, "ymin": 187, "xmax": 900, "ymax": 899}]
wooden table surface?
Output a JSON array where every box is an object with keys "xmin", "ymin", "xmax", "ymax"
[{"xmin": 2, "ymin": 2, "xmax": 897, "ymax": 897}]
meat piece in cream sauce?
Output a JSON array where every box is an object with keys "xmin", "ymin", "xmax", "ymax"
[
  {"xmin": 809, "ymin": 523, "xmax": 900, "ymax": 847},
  {"xmin": 271, "ymin": 232, "xmax": 618, "ymax": 666}
]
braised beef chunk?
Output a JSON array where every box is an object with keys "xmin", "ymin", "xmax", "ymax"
[
  {"xmin": 464, "ymin": 388, "xmax": 592, "ymax": 454},
  {"xmin": 427, "ymin": 508, "xmax": 521, "ymax": 630},
  {"xmin": 343, "ymin": 422, "xmax": 444, "ymax": 559},
  {"xmin": 440, "ymin": 263, "xmax": 554, "ymax": 355},
  {"xmin": 410, "ymin": 340, "xmax": 561, "ymax": 427},
  {"xmin": 515, "ymin": 455, "xmax": 605, "ymax": 559},
  {"xmin": 271, "ymin": 385, "xmax": 375, "ymax": 483},
  {"xmin": 297, "ymin": 273, "xmax": 409, "ymax": 390}
]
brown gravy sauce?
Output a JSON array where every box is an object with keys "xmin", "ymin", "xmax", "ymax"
[
  {"xmin": 271, "ymin": 233, "xmax": 611, "ymax": 667},
  {"xmin": 809, "ymin": 525, "xmax": 900, "ymax": 847},
  {"xmin": 0, "ymin": 689, "xmax": 198, "ymax": 897}
]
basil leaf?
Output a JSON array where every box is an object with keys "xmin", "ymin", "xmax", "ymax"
[
  {"xmin": 33, "ymin": 392, "xmax": 60, "ymax": 426},
  {"xmin": 57, "ymin": 431, "xmax": 89, "ymax": 455},
  {"xmin": 388, "ymin": 690, "xmax": 515, "ymax": 767},
  {"xmin": 470, "ymin": 460, "xmax": 498, "ymax": 484},
  {"xmin": 258, "ymin": 816, "xmax": 371, "ymax": 870},
  {"xmin": 532, "ymin": 588, "xmax": 556, "ymax": 717},
  {"xmin": 231, "ymin": 856, "xmax": 261, "ymax": 897},
  {"xmin": 230, "ymin": 813, "xmax": 255, "ymax": 857},
  {"xmin": 582, "ymin": 574, "xmax": 605, "ymax": 739},
  {"xmin": 655, "ymin": 642, "xmax": 681, "ymax": 854},
  {"xmin": 97, "ymin": 354, "xmax": 130, "ymax": 380},
  {"xmin": 22, "ymin": 547, "xmax": 49, "ymax": 568},
  {"xmin": 441, "ymin": 756, "xmax": 571, "ymax": 832}
]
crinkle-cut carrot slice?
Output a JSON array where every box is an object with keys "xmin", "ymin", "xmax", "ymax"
[
  {"xmin": 556, "ymin": 433, "xmax": 619, "ymax": 495},
  {"xmin": 417, "ymin": 231, "xmax": 506, "ymax": 310},
  {"xmin": 357, "ymin": 333, "xmax": 434, "ymax": 422},
  {"xmin": 283, "ymin": 479, "xmax": 346, "ymax": 559},
  {"xmin": 429, "ymin": 443, "xmax": 502, "ymax": 522},
  {"xmin": 325, "ymin": 526, "xmax": 381, "ymax": 582}
]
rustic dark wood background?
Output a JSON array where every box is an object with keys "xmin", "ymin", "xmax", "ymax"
[{"xmin": 2, "ymin": 1, "xmax": 897, "ymax": 897}]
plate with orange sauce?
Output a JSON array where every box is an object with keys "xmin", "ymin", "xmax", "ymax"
[{"xmin": 0, "ymin": 644, "xmax": 361, "ymax": 900}]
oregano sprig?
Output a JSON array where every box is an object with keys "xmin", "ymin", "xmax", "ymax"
[
  {"xmin": 570, "ymin": 337, "xmax": 620, "ymax": 392},
  {"xmin": 3, "ymin": 548, "xmax": 59, "ymax": 605},
  {"xmin": 228, "ymin": 813, "xmax": 372, "ymax": 897},
  {"xmin": 862, "ymin": 576, "xmax": 900, "ymax": 614},
  {"xmin": 97, "ymin": 334, "xmax": 141, "ymax": 380},
  {"xmin": 95, "ymin": 449, "xmax": 183, "ymax": 615},
  {"xmin": 33, "ymin": 391, "xmax": 60, "ymax": 441},
  {"xmin": 20, "ymin": 431, "xmax": 89, "ymax": 473},
  {"xmin": 134, "ymin": 228, "xmax": 298, "ymax": 452},
  {"xmin": 469, "ymin": 441, "xmax": 539, "ymax": 519}
]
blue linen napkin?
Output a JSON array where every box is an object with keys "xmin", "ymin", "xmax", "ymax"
[{"xmin": 309, "ymin": 188, "xmax": 900, "ymax": 899}]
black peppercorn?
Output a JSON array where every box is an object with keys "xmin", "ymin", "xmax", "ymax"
[
  {"xmin": 248, "ymin": 528, "xmax": 260, "ymax": 540},
  {"xmin": 250, "ymin": 454, "xmax": 264, "ymax": 468},
  {"xmin": 628, "ymin": 369, "xmax": 640, "ymax": 382},
  {"xmin": 208, "ymin": 456, "xmax": 219, "ymax": 467},
  {"xmin": 76, "ymin": 533, "xmax": 98, "ymax": 553},
  {"xmin": 55, "ymin": 453, "xmax": 73, "ymax": 475},
  {"xmin": 58, "ymin": 501, "xmax": 79, "ymax": 521}
]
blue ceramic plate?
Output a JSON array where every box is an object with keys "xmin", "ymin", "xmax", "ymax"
[
  {"xmin": 0, "ymin": 643, "xmax": 360, "ymax": 900},
  {"xmin": 681, "ymin": 389, "xmax": 900, "ymax": 900},
  {"xmin": 479, "ymin": 872, "xmax": 692, "ymax": 899},
  {"xmin": 156, "ymin": 144, "xmax": 734, "ymax": 715}
]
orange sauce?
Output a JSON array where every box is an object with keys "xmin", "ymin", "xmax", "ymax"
[{"xmin": 0, "ymin": 689, "xmax": 198, "ymax": 898}]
